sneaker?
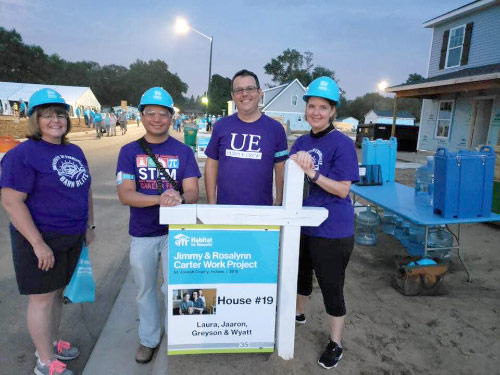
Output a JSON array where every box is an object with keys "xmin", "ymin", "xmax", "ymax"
[
  {"xmin": 34, "ymin": 359, "xmax": 74, "ymax": 375},
  {"xmin": 317, "ymin": 340, "xmax": 343, "ymax": 369},
  {"xmin": 35, "ymin": 340, "xmax": 80, "ymax": 361},
  {"xmin": 135, "ymin": 344, "xmax": 155, "ymax": 363},
  {"xmin": 295, "ymin": 314, "xmax": 307, "ymax": 325}
]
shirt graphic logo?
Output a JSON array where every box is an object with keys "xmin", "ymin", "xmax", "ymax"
[
  {"xmin": 52, "ymin": 155, "xmax": 89, "ymax": 188},
  {"xmin": 136, "ymin": 156, "xmax": 148, "ymax": 167},
  {"xmin": 308, "ymin": 148, "xmax": 323, "ymax": 171},
  {"xmin": 174, "ymin": 234, "xmax": 190, "ymax": 247},
  {"xmin": 226, "ymin": 133, "xmax": 262, "ymax": 160}
]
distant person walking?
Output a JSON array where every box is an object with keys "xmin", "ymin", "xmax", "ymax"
[
  {"xmin": 0, "ymin": 88, "xmax": 95, "ymax": 375},
  {"xmin": 75, "ymin": 107, "xmax": 81, "ymax": 125},
  {"xmin": 12, "ymin": 101, "xmax": 19, "ymax": 117},
  {"xmin": 94, "ymin": 112, "xmax": 104, "ymax": 139},
  {"xmin": 89, "ymin": 108, "xmax": 95, "ymax": 129},
  {"xmin": 118, "ymin": 111, "xmax": 127, "ymax": 135},
  {"xmin": 83, "ymin": 108, "xmax": 89, "ymax": 127},
  {"xmin": 19, "ymin": 98, "xmax": 27, "ymax": 118},
  {"xmin": 109, "ymin": 112, "xmax": 117, "ymax": 136},
  {"xmin": 104, "ymin": 113, "xmax": 111, "ymax": 136},
  {"xmin": 136, "ymin": 113, "xmax": 141, "ymax": 127}
]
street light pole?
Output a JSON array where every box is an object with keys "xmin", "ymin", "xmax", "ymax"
[
  {"xmin": 175, "ymin": 18, "xmax": 213, "ymax": 128},
  {"xmin": 207, "ymin": 36, "xmax": 213, "ymax": 127}
]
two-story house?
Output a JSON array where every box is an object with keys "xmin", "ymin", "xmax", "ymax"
[{"xmin": 386, "ymin": 0, "xmax": 500, "ymax": 152}]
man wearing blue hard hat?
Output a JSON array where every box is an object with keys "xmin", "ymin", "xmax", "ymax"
[{"xmin": 116, "ymin": 87, "xmax": 201, "ymax": 364}]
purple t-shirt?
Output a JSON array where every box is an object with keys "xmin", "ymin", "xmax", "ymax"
[
  {"xmin": 290, "ymin": 130, "xmax": 359, "ymax": 239},
  {"xmin": 0, "ymin": 139, "xmax": 91, "ymax": 234},
  {"xmin": 204, "ymin": 114, "xmax": 288, "ymax": 205},
  {"xmin": 116, "ymin": 137, "xmax": 201, "ymax": 237}
]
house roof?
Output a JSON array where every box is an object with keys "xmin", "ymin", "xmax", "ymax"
[
  {"xmin": 367, "ymin": 109, "xmax": 415, "ymax": 119},
  {"xmin": 423, "ymin": 0, "xmax": 498, "ymax": 28},
  {"xmin": 261, "ymin": 78, "xmax": 306, "ymax": 112},
  {"xmin": 386, "ymin": 63, "xmax": 500, "ymax": 97}
]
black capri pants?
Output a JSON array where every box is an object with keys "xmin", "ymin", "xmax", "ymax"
[
  {"xmin": 10, "ymin": 229, "xmax": 85, "ymax": 295},
  {"xmin": 297, "ymin": 234, "xmax": 354, "ymax": 317}
]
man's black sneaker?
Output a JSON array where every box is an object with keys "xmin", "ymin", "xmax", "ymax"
[
  {"xmin": 317, "ymin": 340, "xmax": 343, "ymax": 369},
  {"xmin": 295, "ymin": 314, "xmax": 307, "ymax": 324}
]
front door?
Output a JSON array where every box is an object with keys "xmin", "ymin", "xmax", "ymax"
[{"xmin": 468, "ymin": 99, "xmax": 493, "ymax": 149}]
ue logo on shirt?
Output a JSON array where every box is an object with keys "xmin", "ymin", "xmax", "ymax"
[
  {"xmin": 52, "ymin": 155, "xmax": 89, "ymax": 188},
  {"xmin": 226, "ymin": 133, "xmax": 262, "ymax": 160}
]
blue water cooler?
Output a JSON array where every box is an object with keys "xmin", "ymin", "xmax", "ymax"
[
  {"xmin": 362, "ymin": 137, "xmax": 397, "ymax": 182},
  {"xmin": 434, "ymin": 146, "xmax": 495, "ymax": 219}
]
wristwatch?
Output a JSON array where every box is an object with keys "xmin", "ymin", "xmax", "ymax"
[
  {"xmin": 88, "ymin": 224, "xmax": 96, "ymax": 230},
  {"xmin": 311, "ymin": 171, "xmax": 321, "ymax": 183}
]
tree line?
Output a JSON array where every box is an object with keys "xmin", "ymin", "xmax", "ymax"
[{"xmin": 1, "ymin": 27, "xmax": 424, "ymax": 121}]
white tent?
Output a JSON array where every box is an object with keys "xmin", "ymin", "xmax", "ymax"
[{"xmin": 0, "ymin": 82, "xmax": 101, "ymax": 116}]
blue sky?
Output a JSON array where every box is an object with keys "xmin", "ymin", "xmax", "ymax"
[{"xmin": 0, "ymin": 0, "xmax": 469, "ymax": 99}]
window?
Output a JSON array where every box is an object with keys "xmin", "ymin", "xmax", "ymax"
[
  {"xmin": 446, "ymin": 26, "xmax": 465, "ymax": 68},
  {"xmin": 291, "ymin": 95, "xmax": 298, "ymax": 106},
  {"xmin": 435, "ymin": 100, "xmax": 454, "ymax": 139}
]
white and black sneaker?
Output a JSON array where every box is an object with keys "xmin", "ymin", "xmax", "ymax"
[
  {"xmin": 295, "ymin": 314, "xmax": 307, "ymax": 325},
  {"xmin": 317, "ymin": 339, "xmax": 343, "ymax": 369}
]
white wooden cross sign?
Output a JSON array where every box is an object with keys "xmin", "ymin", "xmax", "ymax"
[{"xmin": 160, "ymin": 159, "xmax": 328, "ymax": 360}]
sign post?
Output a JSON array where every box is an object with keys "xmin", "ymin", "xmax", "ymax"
[{"xmin": 160, "ymin": 160, "xmax": 328, "ymax": 359}]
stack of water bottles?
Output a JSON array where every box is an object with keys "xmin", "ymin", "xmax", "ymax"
[{"xmin": 380, "ymin": 209, "xmax": 453, "ymax": 261}]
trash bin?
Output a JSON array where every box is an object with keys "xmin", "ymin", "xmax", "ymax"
[
  {"xmin": 0, "ymin": 136, "xmax": 20, "ymax": 162},
  {"xmin": 183, "ymin": 127, "xmax": 198, "ymax": 152}
]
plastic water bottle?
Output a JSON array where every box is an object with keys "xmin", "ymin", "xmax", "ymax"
[
  {"xmin": 400, "ymin": 222, "xmax": 411, "ymax": 248},
  {"xmin": 427, "ymin": 156, "xmax": 434, "ymax": 207},
  {"xmin": 381, "ymin": 211, "xmax": 396, "ymax": 235},
  {"xmin": 415, "ymin": 161, "xmax": 431, "ymax": 206},
  {"xmin": 407, "ymin": 224, "xmax": 426, "ymax": 256},
  {"xmin": 427, "ymin": 226, "xmax": 453, "ymax": 262},
  {"xmin": 355, "ymin": 207, "xmax": 380, "ymax": 246},
  {"xmin": 394, "ymin": 216, "xmax": 404, "ymax": 240}
]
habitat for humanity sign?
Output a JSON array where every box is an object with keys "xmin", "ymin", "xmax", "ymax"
[{"xmin": 167, "ymin": 224, "xmax": 280, "ymax": 355}]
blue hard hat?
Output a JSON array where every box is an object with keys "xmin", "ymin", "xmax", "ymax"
[
  {"xmin": 303, "ymin": 76, "xmax": 341, "ymax": 107},
  {"xmin": 27, "ymin": 88, "xmax": 69, "ymax": 116},
  {"xmin": 138, "ymin": 87, "xmax": 174, "ymax": 113}
]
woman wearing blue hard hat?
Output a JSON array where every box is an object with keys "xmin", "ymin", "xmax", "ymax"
[
  {"xmin": 0, "ymin": 88, "xmax": 94, "ymax": 375},
  {"xmin": 290, "ymin": 76, "xmax": 359, "ymax": 369}
]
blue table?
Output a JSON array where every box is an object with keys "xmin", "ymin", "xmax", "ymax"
[{"xmin": 351, "ymin": 182, "xmax": 500, "ymax": 281}]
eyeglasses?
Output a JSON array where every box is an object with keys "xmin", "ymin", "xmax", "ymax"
[
  {"xmin": 40, "ymin": 113, "xmax": 66, "ymax": 120},
  {"xmin": 232, "ymin": 86, "xmax": 259, "ymax": 95},
  {"xmin": 144, "ymin": 110, "xmax": 171, "ymax": 119}
]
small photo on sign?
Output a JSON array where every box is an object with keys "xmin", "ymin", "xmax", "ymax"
[{"xmin": 172, "ymin": 288, "xmax": 217, "ymax": 316}]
